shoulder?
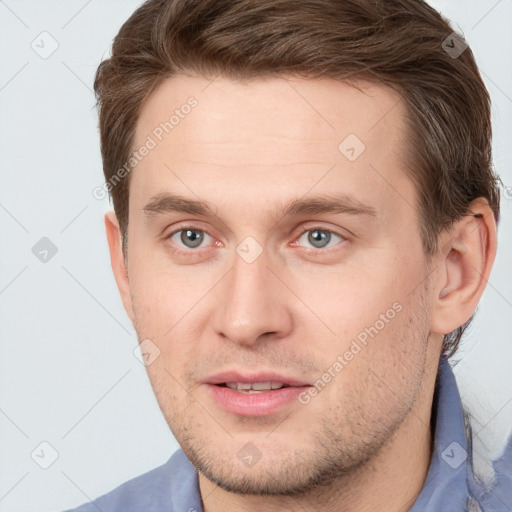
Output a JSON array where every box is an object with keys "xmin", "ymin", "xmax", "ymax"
[{"xmin": 62, "ymin": 450, "xmax": 200, "ymax": 512}]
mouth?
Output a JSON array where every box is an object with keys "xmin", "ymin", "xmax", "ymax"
[
  {"xmin": 217, "ymin": 382, "xmax": 292, "ymax": 393},
  {"xmin": 203, "ymin": 372, "xmax": 312, "ymax": 416}
]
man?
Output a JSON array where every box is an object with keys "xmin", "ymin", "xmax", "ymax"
[{"xmin": 67, "ymin": 0, "xmax": 510, "ymax": 510}]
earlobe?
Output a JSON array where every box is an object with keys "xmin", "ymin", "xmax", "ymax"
[
  {"xmin": 431, "ymin": 199, "xmax": 497, "ymax": 335},
  {"xmin": 104, "ymin": 211, "xmax": 135, "ymax": 323}
]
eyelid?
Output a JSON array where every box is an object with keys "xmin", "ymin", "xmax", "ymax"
[
  {"xmin": 293, "ymin": 221, "xmax": 350, "ymax": 240},
  {"xmin": 164, "ymin": 221, "xmax": 212, "ymax": 239}
]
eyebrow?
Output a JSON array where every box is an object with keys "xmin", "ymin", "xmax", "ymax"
[{"xmin": 142, "ymin": 192, "xmax": 377, "ymax": 220}]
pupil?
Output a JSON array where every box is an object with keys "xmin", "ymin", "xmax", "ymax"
[
  {"xmin": 181, "ymin": 229, "xmax": 203, "ymax": 248},
  {"xmin": 308, "ymin": 229, "xmax": 329, "ymax": 248}
]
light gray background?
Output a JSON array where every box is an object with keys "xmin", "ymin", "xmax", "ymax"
[{"xmin": 0, "ymin": 1, "xmax": 510, "ymax": 511}]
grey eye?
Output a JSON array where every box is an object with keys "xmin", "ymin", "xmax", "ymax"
[
  {"xmin": 297, "ymin": 229, "xmax": 344, "ymax": 250},
  {"xmin": 308, "ymin": 229, "xmax": 331, "ymax": 248},
  {"xmin": 180, "ymin": 229, "xmax": 204, "ymax": 248}
]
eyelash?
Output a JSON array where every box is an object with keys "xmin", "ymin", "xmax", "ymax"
[{"xmin": 165, "ymin": 223, "xmax": 347, "ymax": 255}]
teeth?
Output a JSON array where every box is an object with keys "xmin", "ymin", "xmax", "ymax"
[
  {"xmin": 252, "ymin": 382, "xmax": 272, "ymax": 391},
  {"xmin": 226, "ymin": 382, "xmax": 252, "ymax": 390},
  {"xmin": 224, "ymin": 382, "xmax": 285, "ymax": 392}
]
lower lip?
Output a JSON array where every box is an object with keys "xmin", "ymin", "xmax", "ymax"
[{"xmin": 204, "ymin": 384, "xmax": 312, "ymax": 416}]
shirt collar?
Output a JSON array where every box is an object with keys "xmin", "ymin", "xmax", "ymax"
[{"xmin": 409, "ymin": 355, "xmax": 471, "ymax": 511}]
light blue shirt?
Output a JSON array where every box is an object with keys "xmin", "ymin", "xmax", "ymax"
[{"xmin": 64, "ymin": 356, "xmax": 512, "ymax": 512}]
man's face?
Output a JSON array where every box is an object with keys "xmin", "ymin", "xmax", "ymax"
[{"xmin": 122, "ymin": 75, "xmax": 441, "ymax": 495}]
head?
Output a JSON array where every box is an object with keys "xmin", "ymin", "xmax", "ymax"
[{"xmin": 96, "ymin": 0, "xmax": 499, "ymax": 499}]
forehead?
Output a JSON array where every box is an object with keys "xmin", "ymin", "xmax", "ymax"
[
  {"xmin": 131, "ymin": 74, "xmax": 414, "ymax": 222},
  {"xmin": 135, "ymin": 73, "xmax": 407, "ymax": 155}
]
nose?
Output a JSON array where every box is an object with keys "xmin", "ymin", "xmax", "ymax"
[{"xmin": 212, "ymin": 245, "xmax": 293, "ymax": 347}]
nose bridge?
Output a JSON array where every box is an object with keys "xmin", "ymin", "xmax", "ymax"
[{"xmin": 213, "ymin": 243, "xmax": 292, "ymax": 345}]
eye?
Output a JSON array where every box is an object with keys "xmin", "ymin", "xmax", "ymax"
[
  {"xmin": 167, "ymin": 227, "xmax": 213, "ymax": 250},
  {"xmin": 295, "ymin": 228, "xmax": 345, "ymax": 250}
]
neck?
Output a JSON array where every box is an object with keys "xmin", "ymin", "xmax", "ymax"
[{"xmin": 199, "ymin": 361, "xmax": 438, "ymax": 512}]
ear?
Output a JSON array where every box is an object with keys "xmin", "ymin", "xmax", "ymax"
[
  {"xmin": 430, "ymin": 198, "xmax": 497, "ymax": 335},
  {"xmin": 105, "ymin": 210, "xmax": 135, "ymax": 324}
]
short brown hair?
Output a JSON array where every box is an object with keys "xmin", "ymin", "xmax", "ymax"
[{"xmin": 94, "ymin": 0, "xmax": 500, "ymax": 357}]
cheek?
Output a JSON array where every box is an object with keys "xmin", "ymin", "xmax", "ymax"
[
  {"xmin": 142, "ymin": 360, "xmax": 191, "ymax": 436},
  {"xmin": 289, "ymin": 254, "xmax": 419, "ymax": 338},
  {"xmin": 129, "ymin": 266, "xmax": 207, "ymax": 378},
  {"xmin": 298, "ymin": 259, "xmax": 431, "ymax": 396},
  {"xmin": 128, "ymin": 259, "xmax": 209, "ymax": 336},
  {"xmin": 322, "ymin": 288, "xmax": 430, "ymax": 426}
]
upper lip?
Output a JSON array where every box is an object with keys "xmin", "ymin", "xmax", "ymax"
[{"xmin": 204, "ymin": 370, "xmax": 310, "ymax": 387}]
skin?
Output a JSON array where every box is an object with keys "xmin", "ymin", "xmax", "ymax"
[{"xmin": 105, "ymin": 74, "xmax": 497, "ymax": 511}]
